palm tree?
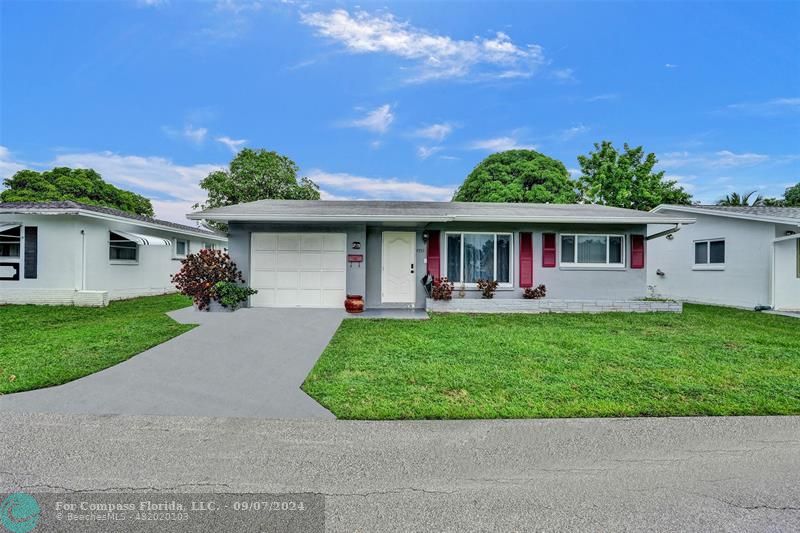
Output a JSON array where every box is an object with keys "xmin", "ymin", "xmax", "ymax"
[{"xmin": 716, "ymin": 190, "xmax": 764, "ymax": 206}]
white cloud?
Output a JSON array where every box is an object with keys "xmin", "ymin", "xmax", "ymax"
[
  {"xmin": 664, "ymin": 63, "xmax": 678, "ymax": 69},
  {"xmin": 307, "ymin": 169, "xmax": 455, "ymax": 201},
  {"xmin": 659, "ymin": 150, "xmax": 770, "ymax": 169},
  {"xmin": 347, "ymin": 104, "xmax": 394, "ymax": 133},
  {"xmin": 711, "ymin": 150, "xmax": 770, "ymax": 167},
  {"xmin": 469, "ymin": 136, "xmax": 537, "ymax": 152},
  {"xmin": 214, "ymin": 0, "xmax": 264, "ymax": 14},
  {"xmin": 300, "ymin": 9, "xmax": 546, "ymax": 82},
  {"xmin": 416, "ymin": 146, "xmax": 443, "ymax": 160},
  {"xmin": 183, "ymin": 125, "xmax": 208, "ymax": 144},
  {"xmin": 726, "ymin": 97, "xmax": 800, "ymax": 116},
  {"xmin": 0, "ymin": 146, "xmax": 26, "ymax": 181},
  {"xmin": 164, "ymin": 124, "xmax": 208, "ymax": 144},
  {"xmin": 558, "ymin": 124, "xmax": 589, "ymax": 141},
  {"xmin": 550, "ymin": 68, "xmax": 576, "ymax": 83},
  {"xmin": 137, "ymin": 0, "xmax": 168, "ymax": 6},
  {"xmin": 414, "ymin": 123, "xmax": 453, "ymax": 141},
  {"xmin": 585, "ymin": 93, "xmax": 619, "ymax": 102},
  {"xmin": 215, "ymin": 136, "xmax": 247, "ymax": 153}
]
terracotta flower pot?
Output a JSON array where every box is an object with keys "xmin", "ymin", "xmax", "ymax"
[{"xmin": 344, "ymin": 294, "xmax": 364, "ymax": 313}]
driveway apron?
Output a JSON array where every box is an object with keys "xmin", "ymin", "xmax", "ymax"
[{"xmin": 0, "ymin": 307, "xmax": 343, "ymax": 419}]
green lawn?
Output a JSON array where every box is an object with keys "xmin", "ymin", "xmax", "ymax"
[
  {"xmin": 302, "ymin": 305, "xmax": 800, "ymax": 419},
  {"xmin": 0, "ymin": 294, "xmax": 194, "ymax": 394}
]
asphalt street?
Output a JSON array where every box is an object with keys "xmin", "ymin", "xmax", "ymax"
[{"xmin": 1, "ymin": 413, "xmax": 798, "ymax": 531}]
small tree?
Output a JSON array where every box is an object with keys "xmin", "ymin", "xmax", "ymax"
[
  {"xmin": 171, "ymin": 249, "xmax": 245, "ymax": 310},
  {"xmin": 195, "ymin": 148, "xmax": 320, "ymax": 229},
  {"xmin": 577, "ymin": 141, "xmax": 692, "ymax": 211}
]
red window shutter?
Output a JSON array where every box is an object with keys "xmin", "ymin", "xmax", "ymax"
[
  {"xmin": 542, "ymin": 233, "xmax": 556, "ymax": 268},
  {"xmin": 519, "ymin": 232, "xmax": 533, "ymax": 287},
  {"xmin": 426, "ymin": 230, "xmax": 441, "ymax": 277},
  {"xmin": 630, "ymin": 235, "xmax": 645, "ymax": 269}
]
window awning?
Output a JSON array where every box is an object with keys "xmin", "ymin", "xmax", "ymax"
[
  {"xmin": 0, "ymin": 223, "xmax": 21, "ymax": 234},
  {"xmin": 113, "ymin": 230, "xmax": 171, "ymax": 246}
]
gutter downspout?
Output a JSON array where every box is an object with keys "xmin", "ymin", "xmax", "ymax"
[
  {"xmin": 80, "ymin": 229, "xmax": 86, "ymax": 291},
  {"xmin": 646, "ymin": 224, "xmax": 681, "ymax": 241}
]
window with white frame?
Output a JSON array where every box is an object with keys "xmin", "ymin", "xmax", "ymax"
[
  {"xmin": 0, "ymin": 226, "xmax": 21, "ymax": 259},
  {"xmin": 174, "ymin": 239, "xmax": 189, "ymax": 257},
  {"xmin": 560, "ymin": 234, "xmax": 624, "ymax": 266},
  {"xmin": 109, "ymin": 232, "xmax": 138, "ymax": 262},
  {"xmin": 445, "ymin": 232, "xmax": 512, "ymax": 285},
  {"xmin": 694, "ymin": 239, "xmax": 725, "ymax": 266},
  {"xmin": 202, "ymin": 242, "xmax": 215, "ymax": 250}
]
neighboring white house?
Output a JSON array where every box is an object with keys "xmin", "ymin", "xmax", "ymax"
[
  {"xmin": 648, "ymin": 205, "xmax": 800, "ymax": 311},
  {"xmin": 0, "ymin": 201, "xmax": 227, "ymax": 306}
]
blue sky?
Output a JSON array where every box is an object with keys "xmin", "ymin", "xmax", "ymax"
[{"xmin": 1, "ymin": 0, "xmax": 798, "ymax": 222}]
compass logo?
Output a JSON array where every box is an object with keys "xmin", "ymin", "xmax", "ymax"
[{"xmin": 0, "ymin": 493, "xmax": 40, "ymax": 533}]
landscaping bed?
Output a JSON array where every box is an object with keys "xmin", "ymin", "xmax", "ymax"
[
  {"xmin": 0, "ymin": 294, "xmax": 194, "ymax": 394},
  {"xmin": 302, "ymin": 304, "xmax": 800, "ymax": 419}
]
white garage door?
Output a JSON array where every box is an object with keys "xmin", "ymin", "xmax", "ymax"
[{"xmin": 250, "ymin": 232, "xmax": 347, "ymax": 308}]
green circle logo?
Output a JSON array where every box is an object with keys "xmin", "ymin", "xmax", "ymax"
[{"xmin": 0, "ymin": 493, "xmax": 40, "ymax": 533}]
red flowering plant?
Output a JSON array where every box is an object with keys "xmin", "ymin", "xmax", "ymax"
[
  {"xmin": 431, "ymin": 276, "xmax": 454, "ymax": 301},
  {"xmin": 171, "ymin": 249, "xmax": 246, "ymax": 310}
]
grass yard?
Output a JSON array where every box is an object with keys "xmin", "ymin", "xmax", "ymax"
[
  {"xmin": 302, "ymin": 305, "xmax": 800, "ymax": 419},
  {"xmin": 0, "ymin": 294, "xmax": 194, "ymax": 394}
]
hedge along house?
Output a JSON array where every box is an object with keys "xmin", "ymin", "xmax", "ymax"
[
  {"xmin": 0, "ymin": 201, "xmax": 227, "ymax": 306},
  {"xmin": 188, "ymin": 200, "xmax": 694, "ymax": 311}
]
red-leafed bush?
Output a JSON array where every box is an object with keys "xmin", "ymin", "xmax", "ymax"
[
  {"xmin": 431, "ymin": 276, "xmax": 454, "ymax": 301},
  {"xmin": 523, "ymin": 284, "xmax": 547, "ymax": 299},
  {"xmin": 171, "ymin": 249, "xmax": 244, "ymax": 310}
]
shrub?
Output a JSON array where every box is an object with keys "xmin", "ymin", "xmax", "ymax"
[
  {"xmin": 476, "ymin": 279, "xmax": 499, "ymax": 299},
  {"xmin": 213, "ymin": 281, "xmax": 257, "ymax": 309},
  {"xmin": 523, "ymin": 284, "xmax": 547, "ymax": 299},
  {"xmin": 171, "ymin": 249, "xmax": 245, "ymax": 310},
  {"xmin": 431, "ymin": 277, "xmax": 454, "ymax": 301}
]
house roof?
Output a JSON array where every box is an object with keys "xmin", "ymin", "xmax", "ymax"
[
  {"xmin": 0, "ymin": 201, "xmax": 227, "ymax": 241},
  {"xmin": 652, "ymin": 204, "xmax": 800, "ymax": 226},
  {"xmin": 188, "ymin": 199, "xmax": 695, "ymax": 225}
]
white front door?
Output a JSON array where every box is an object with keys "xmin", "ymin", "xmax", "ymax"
[{"xmin": 382, "ymin": 231, "xmax": 416, "ymax": 304}]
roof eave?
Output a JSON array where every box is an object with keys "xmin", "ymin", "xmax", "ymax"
[
  {"xmin": 0, "ymin": 207, "xmax": 227, "ymax": 241},
  {"xmin": 653, "ymin": 205, "xmax": 799, "ymax": 226},
  {"xmin": 189, "ymin": 212, "xmax": 695, "ymax": 225}
]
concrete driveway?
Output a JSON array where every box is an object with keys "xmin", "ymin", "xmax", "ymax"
[{"xmin": 0, "ymin": 307, "xmax": 343, "ymax": 419}]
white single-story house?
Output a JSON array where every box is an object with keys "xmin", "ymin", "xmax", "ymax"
[
  {"xmin": 0, "ymin": 201, "xmax": 227, "ymax": 306},
  {"xmin": 188, "ymin": 200, "xmax": 694, "ymax": 312},
  {"xmin": 647, "ymin": 205, "xmax": 800, "ymax": 311}
]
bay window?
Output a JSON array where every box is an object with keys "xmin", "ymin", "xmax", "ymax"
[
  {"xmin": 445, "ymin": 232, "xmax": 512, "ymax": 286},
  {"xmin": 560, "ymin": 234, "xmax": 625, "ymax": 266}
]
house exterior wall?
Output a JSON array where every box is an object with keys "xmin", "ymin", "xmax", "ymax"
[
  {"xmin": 427, "ymin": 223, "xmax": 648, "ymax": 301},
  {"xmin": 0, "ymin": 213, "xmax": 221, "ymax": 305},
  {"xmin": 647, "ymin": 210, "xmax": 774, "ymax": 309},
  {"xmin": 230, "ymin": 221, "xmax": 649, "ymax": 309},
  {"xmin": 774, "ymin": 224, "xmax": 800, "ymax": 311}
]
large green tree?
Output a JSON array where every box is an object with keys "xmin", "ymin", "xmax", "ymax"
[
  {"xmin": 1, "ymin": 167, "xmax": 154, "ymax": 216},
  {"xmin": 577, "ymin": 141, "xmax": 692, "ymax": 211},
  {"xmin": 453, "ymin": 150, "xmax": 578, "ymax": 203},
  {"xmin": 781, "ymin": 183, "xmax": 799, "ymax": 206},
  {"xmin": 196, "ymin": 148, "xmax": 320, "ymax": 213}
]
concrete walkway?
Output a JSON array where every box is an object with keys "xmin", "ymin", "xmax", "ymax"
[{"xmin": 0, "ymin": 307, "xmax": 344, "ymax": 418}]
